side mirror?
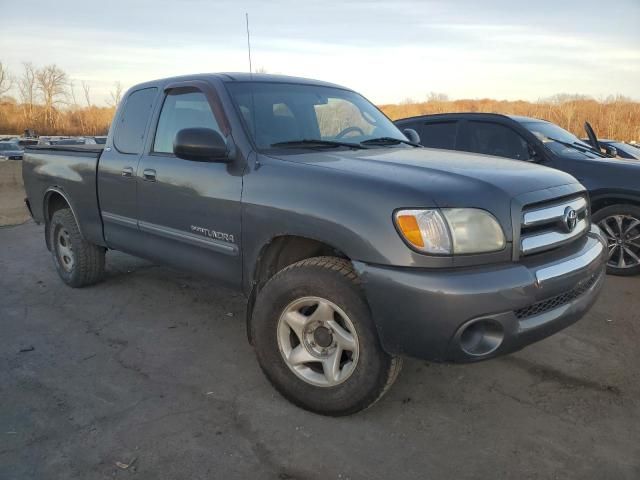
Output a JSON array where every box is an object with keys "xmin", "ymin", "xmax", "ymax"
[
  {"xmin": 173, "ymin": 127, "xmax": 230, "ymax": 162},
  {"xmin": 603, "ymin": 145, "xmax": 618, "ymax": 158},
  {"xmin": 528, "ymin": 144, "xmax": 542, "ymax": 162},
  {"xmin": 403, "ymin": 128, "xmax": 421, "ymax": 145}
]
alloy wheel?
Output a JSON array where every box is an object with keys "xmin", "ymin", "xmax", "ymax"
[
  {"xmin": 277, "ymin": 296, "xmax": 359, "ymax": 387},
  {"xmin": 598, "ymin": 215, "xmax": 640, "ymax": 269}
]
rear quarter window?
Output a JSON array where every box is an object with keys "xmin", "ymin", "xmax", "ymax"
[{"xmin": 113, "ymin": 87, "xmax": 158, "ymax": 154}]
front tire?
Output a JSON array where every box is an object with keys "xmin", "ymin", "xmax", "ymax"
[
  {"xmin": 49, "ymin": 208, "xmax": 106, "ymax": 287},
  {"xmin": 593, "ymin": 204, "xmax": 640, "ymax": 276},
  {"xmin": 251, "ymin": 257, "xmax": 402, "ymax": 416}
]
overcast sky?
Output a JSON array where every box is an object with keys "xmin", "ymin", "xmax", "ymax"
[{"xmin": 1, "ymin": 0, "xmax": 639, "ymax": 105}]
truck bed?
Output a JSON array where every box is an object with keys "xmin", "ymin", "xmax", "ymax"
[
  {"xmin": 22, "ymin": 145, "xmax": 105, "ymax": 246},
  {"xmin": 25, "ymin": 144, "xmax": 104, "ymax": 155}
]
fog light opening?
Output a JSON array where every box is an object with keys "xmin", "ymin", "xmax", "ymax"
[{"xmin": 459, "ymin": 319, "xmax": 504, "ymax": 357}]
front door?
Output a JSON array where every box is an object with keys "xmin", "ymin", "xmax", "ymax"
[{"xmin": 136, "ymin": 85, "xmax": 243, "ymax": 288}]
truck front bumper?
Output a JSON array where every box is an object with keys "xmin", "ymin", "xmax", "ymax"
[{"xmin": 353, "ymin": 225, "xmax": 607, "ymax": 363}]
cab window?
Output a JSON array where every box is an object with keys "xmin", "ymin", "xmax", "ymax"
[
  {"xmin": 414, "ymin": 121, "xmax": 458, "ymax": 149},
  {"xmin": 153, "ymin": 90, "xmax": 221, "ymax": 154},
  {"xmin": 462, "ymin": 121, "xmax": 531, "ymax": 160},
  {"xmin": 113, "ymin": 87, "xmax": 157, "ymax": 154}
]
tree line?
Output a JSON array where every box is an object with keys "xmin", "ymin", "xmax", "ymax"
[
  {"xmin": 380, "ymin": 93, "xmax": 640, "ymax": 142},
  {"xmin": 0, "ymin": 61, "xmax": 121, "ymax": 136},
  {"xmin": 0, "ymin": 61, "xmax": 638, "ymax": 141}
]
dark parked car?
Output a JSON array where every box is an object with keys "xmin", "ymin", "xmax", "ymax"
[
  {"xmin": 396, "ymin": 113, "xmax": 640, "ymax": 275},
  {"xmin": 0, "ymin": 141, "xmax": 24, "ymax": 160},
  {"xmin": 23, "ymin": 74, "xmax": 606, "ymax": 415}
]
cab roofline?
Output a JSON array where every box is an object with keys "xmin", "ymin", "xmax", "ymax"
[
  {"xmin": 124, "ymin": 73, "xmax": 350, "ymax": 93},
  {"xmin": 394, "ymin": 112, "xmax": 545, "ymax": 124}
]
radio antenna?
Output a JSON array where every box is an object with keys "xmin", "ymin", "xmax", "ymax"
[{"xmin": 245, "ymin": 13, "xmax": 253, "ymax": 75}]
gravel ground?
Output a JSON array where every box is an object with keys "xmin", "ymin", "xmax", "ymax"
[{"xmin": 1, "ymin": 221, "xmax": 639, "ymax": 479}]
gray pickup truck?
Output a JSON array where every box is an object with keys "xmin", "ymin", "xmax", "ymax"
[{"xmin": 23, "ymin": 73, "xmax": 607, "ymax": 415}]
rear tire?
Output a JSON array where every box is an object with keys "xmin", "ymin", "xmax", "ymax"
[
  {"xmin": 593, "ymin": 204, "xmax": 640, "ymax": 276},
  {"xmin": 250, "ymin": 256, "xmax": 402, "ymax": 416},
  {"xmin": 49, "ymin": 208, "xmax": 106, "ymax": 287}
]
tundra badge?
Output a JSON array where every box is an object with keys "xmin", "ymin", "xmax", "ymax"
[{"xmin": 190, "ymin": 225, "xmax": 235, "ymax": 243}]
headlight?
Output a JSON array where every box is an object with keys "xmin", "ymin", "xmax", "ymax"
[{"xmin": 395, "ymin": 208, "xmax": 505, "ymax": 255}]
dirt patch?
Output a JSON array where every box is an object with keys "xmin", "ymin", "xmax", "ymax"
[{"xmin": 0, "ymin": 160, "xmax": 30, "ymax": 226}]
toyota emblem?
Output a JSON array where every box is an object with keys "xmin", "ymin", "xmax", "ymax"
[{"xmin": 563, "ymin": 207, "xmax": 578, "ymax": 232}]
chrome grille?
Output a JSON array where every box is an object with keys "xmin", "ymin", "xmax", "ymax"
[{"xmin": 520, "ymin": 195, "xmax": 589, "ymax": 256}]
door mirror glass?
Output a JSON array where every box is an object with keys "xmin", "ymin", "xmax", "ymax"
[
  {"xmin": 604, "ymin": 145, "xmax": 618, "ymax": 157},
  {"xmin": 528, "ymin": 144, "xmax": 541, "ymax": 161},
  {"xmin": 173, "ymin": 128, "xmax": 229, "ymax": 162},
  {"xmin": 403, "ymin": 128, "xmax": 421, "ymax": 144}
]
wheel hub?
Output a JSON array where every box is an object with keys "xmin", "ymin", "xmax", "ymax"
[
  {"xmin": 303, "ymin": 321, "xmax": 336, "ymax": 357},
  {"xmin": 313, "ymin": 326, "xmax": 333, "ymax": 348}
]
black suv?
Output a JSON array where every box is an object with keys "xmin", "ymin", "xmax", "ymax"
[{"xmin": 396, "ymin": 113, "xmax": 640, "ymax": 275}]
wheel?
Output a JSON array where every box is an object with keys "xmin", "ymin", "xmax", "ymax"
[
  {"xmin": 250, "ymin": 256, "xmax": 402, "ymax": 416},
  {"xmin": 49, "ymin": 208, "xmax": 106, "ymax": 287},
  {"xmin": 593, "ymin": 204, "xmax": 640, "ymax": 276}
]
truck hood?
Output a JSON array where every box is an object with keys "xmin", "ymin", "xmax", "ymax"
[{"xmin": 273, "ymin": 146, "xmax": 580, "ymax": 207}]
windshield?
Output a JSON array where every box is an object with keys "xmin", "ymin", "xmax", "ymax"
[
  {"xmin": 226, "ymin": 82, "xmax": 406, "ymax": 150},
  {"xmin": 521, "ymin": 121, "xmax": 602, "ymax": 158}
]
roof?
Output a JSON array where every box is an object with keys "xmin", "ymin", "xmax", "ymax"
[
  {"xmin": 218, "ymin": 72, "xmax": 347, "ymax": 89},
  {"xmin": 395, "ymin": 112, "xmax": 546, "ymax": 124},
  {"xmin": 507, "ymin": 115, "xmax": 542, "ymax": 123},
  {"xmin": 128, "ymin": 72, "xmax": 349, "ymax": 93}
]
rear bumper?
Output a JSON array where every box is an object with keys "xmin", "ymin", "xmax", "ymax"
[{"xmin": 354, "ymin": 225, "xmax": 607, "ymax": 363}]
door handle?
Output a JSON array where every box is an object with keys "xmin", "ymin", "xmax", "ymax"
[
  {"xmin": 143, "ymin": 169, "xmax": 157, "ymax": 182},
  {"xmin": 121, "ymin": 166, "xmax": 133, "ymax": 177}
]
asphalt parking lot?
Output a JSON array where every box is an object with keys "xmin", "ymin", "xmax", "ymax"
[{"xmin": 1, "ymin": 220, "xmax": 639, "ymax": 480}]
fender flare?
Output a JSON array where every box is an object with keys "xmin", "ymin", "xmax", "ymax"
[
  {"xmin": 43, "ymin": 187, "xmax": 84, "ymax": 250},
  {"xmin": 590, "ymin": 192, "xmax": 640, "ymax": 212}
]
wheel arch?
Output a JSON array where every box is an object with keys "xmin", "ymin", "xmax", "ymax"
[
  {"xmin": 590, "ymin": 193, "xmax": 640, "ymax": 213},
  {"xmin": 245, "ymin": 234, "xmax": 350, "ymax": 344},
  {"xmin": 43, "ymin": 188, "xmax": 83, "ymax": 250}
]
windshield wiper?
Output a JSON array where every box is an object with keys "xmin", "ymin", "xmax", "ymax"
[
  {"xmin": 270, "ymin": 139, "xmax": 367, "ymax": 149},
  {"xmin": 360, "ymin": 137, "xmax": 421, "ymax": 147},
  {"xmin": 546, "ymin": 137, "xmax": 605, "ymax": 157}
]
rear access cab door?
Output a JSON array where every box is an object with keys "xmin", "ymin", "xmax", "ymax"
[{"xmin": 98, "ymin": 86, "xmax": 159, "ymax": 248}]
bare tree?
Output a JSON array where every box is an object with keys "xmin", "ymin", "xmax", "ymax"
[
  {"xmin": 81, "ymin": 81, "xmax": 91, "ymax": 107},
  {"xmin": 36, "ymin": 64, "xmax": 68, "ymax": 130},
  {"xmin": 108, "ymin": 81, "xmax": 123, "ymax": 108},
  {"xmin": 18, "ymin": 62, "xmax": 37, "ymax": 125},
  {"xmin": 0, "ymin": 61, "xmax": 13, "ymax": 96},
  {"xmin": 69, "ymin": 80, "xmax": 86, "ymax": 133},
  {"xmin": 427, "ymin": 92, "xmax": 449, "ymax": 102}
]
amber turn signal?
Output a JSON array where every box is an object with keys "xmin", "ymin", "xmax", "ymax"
[{"xmin": 396, "ymin": 214, "xmax": 425, "ymax": 248}]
